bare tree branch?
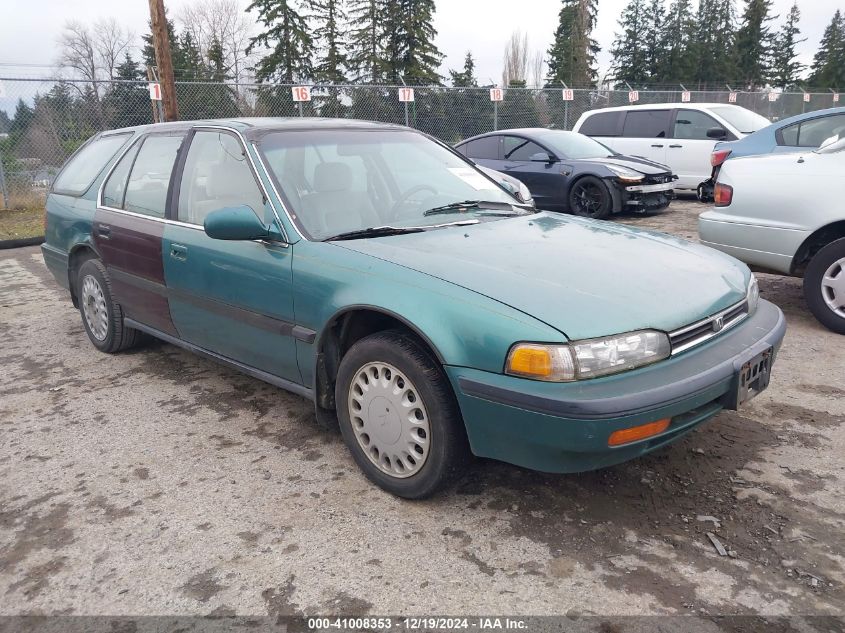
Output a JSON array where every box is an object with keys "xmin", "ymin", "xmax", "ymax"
[{"xmin": 502, "ymin": 30, "xmax": 530, "ymax": 87}]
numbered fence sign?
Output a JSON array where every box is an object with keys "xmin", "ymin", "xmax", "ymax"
[
  {"xmin": 291, "ymin": 86, "xmax": 312, "ymax": 102},
  {"xmin": 728, "ymin": 92, "xmax": 737, "ymax": 103},
  {"xmin": 489, "ymin": 88, "xmax": 503, "ymax": 102},
  {"xmin": 628, "ymin": 90, "xmax": 639, "ymax": 103},
  {"xmin": 562, "ymin": 88, "xmax": 574, "ymax": 101},
  {"xmin": 803, "ymin": 93, "xmax": 811, "ymax": 103},
  {"xmin": 835, "ymin": 93, "xmax": 841, "ymax": 103},
  {"xmin": 768, "ymin": 92, "xmax": 778, "ymax": 102},
  {"xmin": 148, "ymin": 83, "xmax": 162, "ymax": 101},
  {"xmin": 398, "ymin": 87, "xmax": 415, "ymax": 102},
  {"xmin": 681, "ymin": 91, "xmax": 691, "ymax": 102}
]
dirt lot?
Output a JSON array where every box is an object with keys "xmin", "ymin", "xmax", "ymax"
[{"xmin": 1, "ymin": 199, "xmax": 844, "ymax": 618}]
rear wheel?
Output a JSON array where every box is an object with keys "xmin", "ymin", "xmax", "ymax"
[
  {"xmin": 77, "ymin": 259, "xmax": 143, "ymax": 353},
  {"xmin": 335, "ymin": 330, "xmax": 468, "ymax": 498},
  {"xmin": 803, "ymin": 238, "xmax": 845, "ymax": 334},
  {"xmin": 568, "ymin": 176, "xmax": 612, "ymax": 219}
]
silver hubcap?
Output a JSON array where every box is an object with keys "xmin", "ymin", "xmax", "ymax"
[
  {"xmin": 81, "ymin": 274, "xmax": 109, "ymax": 341},
  {"xmin": 347, "ymin": 362, "xmax": 431, "ymax": 479},
  {"xmin": 821, "ymin": 257, "xmax": 845, "ymax": 318}
]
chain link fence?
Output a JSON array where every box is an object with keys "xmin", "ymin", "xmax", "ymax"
[{"xmin": 1, "ymin": 76, "xmax": 842, "ymax": 213}]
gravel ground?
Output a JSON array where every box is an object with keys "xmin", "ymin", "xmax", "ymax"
[{"xmin": 1, "ymin": 198, "xmax": 843, "ymax": 618}]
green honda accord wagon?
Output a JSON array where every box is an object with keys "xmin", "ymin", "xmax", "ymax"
[{"xmin": 41, "ymin": 118, "xmax": 785, "ymax": 498}]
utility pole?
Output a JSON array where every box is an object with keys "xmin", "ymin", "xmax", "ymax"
[{"xmin": 148, "ymin": 0, "xmax": 179, "ymax": 121}]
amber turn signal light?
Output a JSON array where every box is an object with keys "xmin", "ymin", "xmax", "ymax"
[{"xmin": 608, "ymin": 418, "xmax": 670, "ymax": 447}]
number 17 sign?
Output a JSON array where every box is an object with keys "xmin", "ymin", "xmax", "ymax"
[{"xmin": 398, "ymin": 87, "xmax": 415, "ymax": 102}]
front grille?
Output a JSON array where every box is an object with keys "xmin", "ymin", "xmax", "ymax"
[
  {"xmin": 669, "ymin": 300, "xmax": 749, "ymax": 355},
  {"xmin": 644, "ymin": 174, "xmax": 674, "ymax": 185}
]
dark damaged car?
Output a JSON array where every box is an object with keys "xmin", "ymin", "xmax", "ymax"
[{"xmin": 456, "ymin": 128, "xmax": 677, "ymax": 219}]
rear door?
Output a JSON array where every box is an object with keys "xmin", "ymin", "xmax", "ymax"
[
  {"xmin": 615, "ymin": 109, "xmax": 670, "ymax": 168},
  {"xmin": 669, "ymin": 109, "xmax": 725, "ymax": 189},
  {"xmin": 456, "ymin": 135, "xmax": 502, "ymax": 170},
  {"xmin": 95, "ymin": 131, "xmax": 186, "ymax": 336},
  {"xmin": 499, "ymin": 135, "xmax": 562, "ymax": 207},
  {"xmin": 162, "ymin": 127, "xmax": 300, "ymax": 384}
]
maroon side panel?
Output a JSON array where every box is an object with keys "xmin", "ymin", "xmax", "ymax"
[{"xmin": 93, "ymin": 209, "xmax": 178, "ymax": 336}]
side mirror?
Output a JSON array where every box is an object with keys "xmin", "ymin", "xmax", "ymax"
[
  {"xmin": 498, "ymin": 180, "xmax": 518, "ymax": 196},
  {"xmin": 819, "ymin": 134, "xmax": 839, "ymax": 149},
  {"xmin": 204, "ymin": 206, "xmax": 270, "ymax": 241},
  {"xmin": 530, "ymin": 151, "xmax": 554, "ymax": 163},
  {"xmin": 706, "ymin": 127, "xmax": 728, "ymax": 140}
]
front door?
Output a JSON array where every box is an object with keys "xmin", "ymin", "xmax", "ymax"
[
  {"xmin": 163, "ymin": 128, "xmax": 301, "ymax": 384},
  {"xmin": 669, "ymin": 109, "xmax": 723, "ymax": 189},
  {"xmin": 499, "ymin": 135, "xmax": 563, "ymax": 208},
  {"xmin": 95, "ymin": 132, "xmax": 186, "ymax": 336}
]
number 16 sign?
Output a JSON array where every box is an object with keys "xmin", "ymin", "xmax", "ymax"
[{"xmin": 291, "ymin": 86, "xmax": 311, "ymax": 102}]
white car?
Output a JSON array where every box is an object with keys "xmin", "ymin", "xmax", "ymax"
[
  {"xmin": 699, "ymin": 138, "xmax": 845, "ymax": 333},
  {"xmin": 573, "ymin": 103, "xmax": 770, "ymax": 192}
]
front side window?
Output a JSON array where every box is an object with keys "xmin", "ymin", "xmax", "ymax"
[
  {"xmin": 259, "ymin": 129, "xmax": 519, "ymax": 240},
  {"xmin": 123, "ymin": 134, "xmax": 184, "ymax": 218},
  {"xmin": 622, "ymin": 110, "xmax": 671, "ymax": 138},
  {"xmin": 53, "ymin": 133, "xmax": 132, "ymax": 196},
  {"xmin": 780, "ymin": 114, "xmax": 845, "ymax": 148},
  {"xmin": 673, "ymin": 109, "xmax": 722, "ymax": 140},
  {"xmin": 503, "ymin": 137, "xmax": 546, "ymax": 161},
  {"xmin": 178, "ymin": 131, "xmax": 265, "ymax": 225}
]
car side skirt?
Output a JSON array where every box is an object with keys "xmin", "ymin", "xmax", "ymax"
[{"xmin": 124, "ymin": 318, "xmax": 314, "ymax": 401}]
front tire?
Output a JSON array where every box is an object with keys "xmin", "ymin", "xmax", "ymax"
[
  {"xmin": 77, "ymin": 259, "xmax": 142, "ymax": 353},
  {"xmin": 803, "ymin": 237, "xmax": 845, "ymax": 334},
  {"xmin": 568, "ymin": 176, "xmax": 613, "ymax": 219},
  {"xmin": 335, "ymin": 330, "xmax": 468, "ymax": 499}
]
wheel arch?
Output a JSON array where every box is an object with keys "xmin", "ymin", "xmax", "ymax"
[
  {"xmin": 791, "ymin": 220, "xmax": 845, "ymax": 276},
  {"xmin": 566, "ymin": 171, "xmax": 622, "ymax": 214},
  {"xmin": 67, "ymin": 242, "xmax": 101, "ymax": 307}
]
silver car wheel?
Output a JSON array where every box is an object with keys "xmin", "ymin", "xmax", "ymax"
[
  {"xmin": 347, "ymin": 362, "xmax": 431, "ymax": 479},
  {"xmin": 81, "ymin": 274, "xmax": 109, "ymax": 341},
  {"xmin": 821, "ymin": 256, "xmax": 845, "ymax": 318}
]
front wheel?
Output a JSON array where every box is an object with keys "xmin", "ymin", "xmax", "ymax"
[
  {"xmin": 804, "ymin": 238, "xmax": 845, "ymax": 334},
  {"xmin": 335, "ymin": 330, "xmax": 468, "ymax": 498},
  {"xmin": 568, "ymin": 176, "xmax": 613, "ymax": 219}
]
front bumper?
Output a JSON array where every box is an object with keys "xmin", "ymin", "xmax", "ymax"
[{"xmin": 446, "ymin": 299, "xmax": 785, "ymax": 473}]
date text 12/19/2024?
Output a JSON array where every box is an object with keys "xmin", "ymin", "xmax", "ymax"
[{"xmin": 306, "ymin": 617, "xmax": 528, "ymax": 630}]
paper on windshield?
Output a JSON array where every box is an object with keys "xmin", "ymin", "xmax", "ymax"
[{"xmin": 448, "ymin": 167, "xmax": 497, "ymax": 190}]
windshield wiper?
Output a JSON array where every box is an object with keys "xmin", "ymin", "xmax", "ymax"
[
  {"xmin": 423, "ymin": 199, "xmax": 523, "ymax": 217},
  {"xmin": 325, "ymin": 219, "xmax": 479, "ymax": 242}
]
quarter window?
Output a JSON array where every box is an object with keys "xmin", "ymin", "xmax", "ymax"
[
  {"xmin": 101, "ymin": 141, "xmax": 141, "ymax": 209},
  {"xmin": 52, "ymin": 133, "xmax": 132, "ymax": 196},
  {"xmin": 673, "ymin": 109, "xmax": 723, "ymax": 140},
  {"xmin": 177, "ymin": 131, "xmax": 265, "ymax": 225},
  {"xmin": 503, "ymin": 137, "xmax": 546, "ymax": 161},
  {"xmin": 123, "ymin": 134, "xmax": 184, "ymax": 218},
  {"xmin": 459, "ymin": 136, "xmax": 501, "ymax": 160},
  {"xmin": 622, "ymin": 110, "xmax": 671, "ymax": 138},
  {"xmin": 779, "ymin": 114, "xmax": 845, "ymax": 148}
]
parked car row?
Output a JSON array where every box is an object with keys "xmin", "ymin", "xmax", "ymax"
[{"xmin": 42, "ymin": 117, "xmax": 784, "ymax": 498}]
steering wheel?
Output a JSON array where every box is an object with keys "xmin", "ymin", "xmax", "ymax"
[{"xmin": 390, "ymin": 184, "xmax": 438, "ymax": 216}]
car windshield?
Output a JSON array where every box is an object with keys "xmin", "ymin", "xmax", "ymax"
[
  {"xmin": 709, "ymin": 106, "xmax": 771, "ymax": 134},
  {"xmin": 534, "ymin": 131, "xmax": 615, "ymax": 159},
  {"xmin": 258, "ymin": 129, "xmax": 524, "ymax": 240}
]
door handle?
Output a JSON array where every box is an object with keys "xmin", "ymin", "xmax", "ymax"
[
  {"xmin": 170, "ymin": 244, "xmax": 188, "ymax": 261},
  {"xmin": 651, "ymin": 144, "xmax": 664, "ymax": 148},
  {"xmin": 95, "ymin": 223, "xmax": 111, "ymax": 239},
  {"xmin": 669, "ymin": 144, "xmax": 683, "ymax": 148}
]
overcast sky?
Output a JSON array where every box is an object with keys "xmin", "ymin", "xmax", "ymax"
[{"xmin": 0, "ymin": 0, "xmax": 836, "ymax": 99}]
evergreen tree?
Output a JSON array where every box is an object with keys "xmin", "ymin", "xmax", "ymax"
[
  {"xmin": 312, "ymin": 0, "xmax": 348, "ymax": 83},
  {"xmin": 247, "ymin": 0, "xmax": 314, "ymax": 82},
  {"xmin": 347, "ymin": 0, "xmax": 387, "ymax": 82},
  {"xmin": 734, "ymin": 0, "xmax": 776, "ymax": 87},
  {"xmin": 769, "ymin": 2, "xmax": 805, "ymax": 88},
  {"xmin": 610, "ymin": 0, "xmax": 650, "ymax": 85},
  {"xmin": 546, "ymin": 0, "xmax": 600, "ymax": 88},
  {"xmin": 448, "ymin": 52, "xmax": 490, "ymax": 140},
  {"xmin": 142, "ymin": 14, "xmax": 186, "ymax": 78},
  {"xmin": 808, "ymin": 10, "xmax": 845, "ymax": 90},
  {"xmin": 658, "ymin": 0, "xmax": 696, "ymax": 82},
  {"xmin": 9, "ymin": 99, "xmax": 35, "ymax": 143},
  {"xmin": 103, "ymin": 52, "xmax": 151, "ymax": 128},
  {"xmin": 382, "ymin": 0, "xmax": 443, "ymax": 85},
  {"xmin": 449, "ymin": 51, "xmax": 477, "ymax": 87},
  {"xmin": 643, "ymin": 0, "xmax": 666, "ymax": 81},
  {"xmin": 203, "ymin": 38, "xmax": 241, "ymax": 117}
]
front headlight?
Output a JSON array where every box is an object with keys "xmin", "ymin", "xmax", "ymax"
[
  {"xmin": 606, "ymin": 164, "xmax": 644, "ymax": 182},
  {"xmin": 505, "ymin": 330, "xmax": 671, "ymax": 382},
  {"xmin": 747, "ymin": 274, "xmax": 759, "ymax": 313}
]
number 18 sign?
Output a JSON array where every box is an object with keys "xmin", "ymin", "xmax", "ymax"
[{"xmin": 489, "ymin": 88, "xmax": 503, "ymax": 102}]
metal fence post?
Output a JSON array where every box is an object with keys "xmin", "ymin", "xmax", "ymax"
[
  {"xmin": 493, "ymin": 101, "xmax": 498, "ymax": 131},
  {"xmin": 0, "ymin": 150, "xmax": 9, "ymax": 211}
]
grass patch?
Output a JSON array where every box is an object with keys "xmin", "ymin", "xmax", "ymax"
[{"xmin": 0, "ymin": 207, "xmax": 44, "ymax": 241}]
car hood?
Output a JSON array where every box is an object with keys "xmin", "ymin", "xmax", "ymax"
[
  {"xmin": 574, "ymin": 155, "xmax": 672, "ymax": 175},
  {"xmin": 336, "ymin": 212, "xmax": 749, "ymax": 340}
]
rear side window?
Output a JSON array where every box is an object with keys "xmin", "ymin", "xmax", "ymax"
[
  {"xmin": 123, "ymin": 134, "xmax": 185, "ymax": 218},
  {"xmin": 779, "ymin": 114, "xmax": 845, "ymax": 148},
  {"xmin": 52, "ymin": 133, "xmax": 132, "ymax": 196},
  {"xmin": 101, "ymin": 141, "xmax": 141, "ymax": 208},
  {"xmin": 622, "ymin": 110, "xmax": 671, "ymax": 138},
  {"xmin": 579, "ymin": 112, "xmax": 622, "ymax": 136},
  {"xmin": 673, "ymin": 109, "xmax": 722, "ymax": 140},
  {"xmin": 459, "ymin": 136, "xmax": 501, "ymax": 160}
]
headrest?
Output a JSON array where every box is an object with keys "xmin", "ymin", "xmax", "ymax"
[{"xmin": 314, "ymin": 162, "xmax": 353, "ymax": 193}]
